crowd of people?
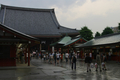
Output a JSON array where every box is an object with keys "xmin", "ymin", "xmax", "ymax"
[
  {"xmin": 30, "ymin": 50, "xmax": 109, "ymax": 72},
  {"xmin": 32, "ymin": 50, "xmax": 78, "ymax": 70},
  {"xmin": 85, "ymin": 52, "xmax": 107, "ymax": 72}
]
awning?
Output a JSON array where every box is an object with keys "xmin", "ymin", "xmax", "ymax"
[{"xmin": 50, "ymin": 36, "xmax": 71, "ymax": 46}]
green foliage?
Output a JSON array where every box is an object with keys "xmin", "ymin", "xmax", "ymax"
[
  {"xmin": 95, "ymin": 32, "xmax": 101, "ymax": 37},
  {"xmin": 79, "ymin": 26, "xmax": 93, "ymax": 41},
  {"xmin": 101, "ymin": 27, "xmax": 113, "ymax": 36},
  {"xmin": 118, "ymin": 23, "xmax": 120, "ymax": 30}
]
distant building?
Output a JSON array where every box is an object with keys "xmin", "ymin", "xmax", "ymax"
[
  {"xmin": 111, "ymin": 27, "xmax": 119, "ymax": 33},
  {"xmin": 111, "ymin": 23, "xmax": 120, "ymax": 33}
]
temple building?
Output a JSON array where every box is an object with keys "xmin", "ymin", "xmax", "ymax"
[
  {"xmin": 0, "ymin": 4, "xmax": 79, "ymax": 52},
  {"xmin": 0, "ymin": 4, "xmax": 79, "ymax": 66}
]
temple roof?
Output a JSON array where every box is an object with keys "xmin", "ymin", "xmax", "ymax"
[
  {"xmin": 0, "ymin": 4, "xmax": 79, "ymax": 38},
  {"xmin": 0, "ymin": 23, "xmax": 39, "ymax": 43},
  {"xmin": 75, "ymin": 33, "xmax": 120, "ymax": 48},
  {"xmin": 64, "ymin": 36, "xmax": 87, "ymax": 47}
]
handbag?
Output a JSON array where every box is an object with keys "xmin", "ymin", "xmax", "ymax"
[
  {"xmin": 90, "ymin": 63, "xmax": 94, "ymax": 68},
  {"xmin": 95, "ymin": 63, "xmax": 97, "ymax": 68},
  {"xmin": 102, "ymin": 62, "xmax": 105, "ymax": 67}
]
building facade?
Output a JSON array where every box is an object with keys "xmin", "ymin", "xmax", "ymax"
[{"xmin": 0, "ymin": 4, "xmax": 79, "ymax": 53}]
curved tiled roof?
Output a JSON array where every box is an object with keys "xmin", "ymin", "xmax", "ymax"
[
  {"xmin": 0, "ymin": 23, "xmax": 39, "ymax": 42},
  {"xmin": 0, "ymin": 4, "xmax": 79, "ymax": 38},
  {"xmin": 76, "ymin": 33, "xmax": 120, "ymax": 48}
]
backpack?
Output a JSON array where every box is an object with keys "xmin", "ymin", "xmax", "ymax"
[
  {"xmin": 104, "ymin": 56, "xmax": 107, "ymax": 62},
  {"xmin": 53, "ymin": 53, "xmax": 56, "ymax": 59},
  {"xmin": 73, "ymin": 56, "xmax": 76, "ymax": 63}
]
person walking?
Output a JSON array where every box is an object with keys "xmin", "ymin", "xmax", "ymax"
[
  {"xmin": 71, "ymin": 54, "xmax": 77, "ymax": 70},
  {"xmin": 102, "ymin": 53, "xmax": 107, "ymax": 70},
  {"xmin": 85, "ymin": 53, "xmax": 92, "ymax": 72},
  {"xmin": 69, "ymin": 51, "xmax": 73, "ymax": 64},
  {"xmin": 96, "ymin": 52, "xmax": 102, "ymax": 72},
  {"xmin": 60, "ymin": 53, "xmax": 63, "ymax": 63},
  {"xmin": 56, "ymin": 52, "xmax": 60, "ymax": 64},
  {"xmin": 65, "ymin": 52, "xmax": 69, "ymax": 63},
  {"xmin": 53, "ymin": 52, "xmax": 57, "ymax": 65},
  {"xmin": 108, "ymin": 51, "xmax": 112, "ymax": 61}
]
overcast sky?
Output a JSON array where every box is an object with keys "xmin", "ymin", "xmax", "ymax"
[{"xmin": 0, "ymin": 0, "xmax": 120, "ymax": 36}]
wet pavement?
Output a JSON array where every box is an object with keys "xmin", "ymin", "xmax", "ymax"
[{"xmin": 0, "ymin": 59, "xmax": 120, "ymax": 80}]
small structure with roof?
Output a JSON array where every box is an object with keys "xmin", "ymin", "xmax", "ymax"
[{"xmin": 75, "ymin": 33, "xmax": 120, "ymax": 61}]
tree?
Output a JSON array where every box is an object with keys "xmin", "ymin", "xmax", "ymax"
[
  {"xmin": 118, "ymin": 23, "xmax": 120, "ymax": 30},
  {"xmin": 95, "ymin": 32, "xmax": 101, "ymax": 37},
  {"xmin": 101, "ymin": 27, "xmax": 113, "ymax": 36},
  {"xmin": 79, "ymin": 26, "xmax": 93, "ymax": 41}
]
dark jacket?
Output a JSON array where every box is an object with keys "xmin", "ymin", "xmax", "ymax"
[
  {"xmin": 85, "ymin": 56, "xmax": 92, "ymax": 63},
  {"xmin": 72, "ymin": 56, "xmax": 76, "ymax": 63}
]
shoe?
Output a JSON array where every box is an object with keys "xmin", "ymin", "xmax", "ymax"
[
  {"xmin": 102, "ymin": 68, "xmax": 104, "ymax": 70},
  {"xmin": 105, "ymin": 69, "xmax": 107, "ymax": 71},
  {"xmin": 96, "ymin": 70, "xmax": 98, "ymax": 71},
  {"xmin": 100, "ymin": 70, "xmax": 102, "ymax": 72},
  {"xmin": 87, "ymin": 70, "xmax": 88, "ymax": 72},
  {"xmin": 89, "ymin": 69, "xmax": 91, "ymax": 72}
]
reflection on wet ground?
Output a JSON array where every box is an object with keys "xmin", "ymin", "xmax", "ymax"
[{"xmin": 0, "ymin": 59, "xmax": 120, "ymax": 80}]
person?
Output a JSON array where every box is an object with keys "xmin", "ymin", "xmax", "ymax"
[
  {"xmin": 96, "ymin": 52, "xmax": 102, "ymax": 72},
  {"xmin": 69, "ymin": 51, "xmax": 73, "ymax": 64},
  {"xmin": 108, "ymin": 51, "xmax": 112, "ymax": 61},
  {"xmin": 43, "ymin": 53, "xmax": 46, "ymax": 62},
  {"xmin": 65, "ymin": 52, "xmax": 69, "ymax": 63},
  {"xmin": 49, "ymin": 53, "xmax": 53, "ymax": 64},
  {"xmin": 26, "ymin": 53, "xmax": 28, "ymax": 62},
  {"xmin": 84, "ymin": 52, "xmax": 87, "ymax": 58},
  {"xmin": 89, "ymin": 52, "xmax": 92, "ymax": 58},
  {"xmin": 71, "ymin": 54, "xmax": 77, "ymax": 70},
  {"xmin": 85, "ymin": 53, "xmax": 92, "ymax": 72},
  {"xmin": 102, "ymin": 53, "xmax": 107, "ymax": 70},
  {"xmin": 53, "ymin": 52, "xmax": 57, "ymax": 65},
  {"xmin": 60, "ymin": 53, "xmax": 63, "ymax": 63},
  {"xmin": 56, "ymin": 52, "xmax": 60, "ymax": 64}
]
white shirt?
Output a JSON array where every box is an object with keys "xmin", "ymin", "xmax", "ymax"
[
  {"xmin": 109, "ymin": 52, "xmax": 112, "ymax": 56},
  {"xmin": 56, "ymin": 53, "xmax": 60, "ymax": 58},
  {"xmin": 89, "ymin": 53, "xmax": 92, "ymax": 58},
  {"xmin": 26, "ymin": 53, "xmax": 28, "ymax": 57},
  {"xmin": 65, "ymin": 53, "xmax": 69, "ymax": 58}
]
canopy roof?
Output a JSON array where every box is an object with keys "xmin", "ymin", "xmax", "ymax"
[
  {"xmin": 64, "ymin": 36, "xmax": 87, "ymax": 46},
  {"xmin": 0, "ymin": 4, "xmax": 79, "ymax": 38},
  {"xmin": 50, "ymin": 35, "xmax": 87, "ymax": 47},
  {"xmin": 76, "ymin": 33, "xmax": 120, "ymax": 48},
  {"xmin": 50, "ymin": 36, "xmax": 71, "ymax": 46}
]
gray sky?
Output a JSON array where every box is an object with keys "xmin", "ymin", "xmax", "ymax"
[{"xmin": 0, "ymin": 0, "xmax": 120, "ymax": 36}]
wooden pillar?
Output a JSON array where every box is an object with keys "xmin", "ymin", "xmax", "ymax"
[
  {"xmin": 119, "ymin": 50, "xmax": 120, "ymax": 62},
  {"xmin": 80, "ymin": 49, "xmax": 83, "ymax": 59},
  {"xmin": 48, "ymin": 45, "xmax": 50, "ymax": 52},
  {"xmin": 119, "ymin": 46, "xmax": 120, "ymax": 62},
  {"xmin": 28, "ymin": 44, "xmax": 30, "ymax": 66},
  {"xmin": 25, "ymin": 48, "xmax": 27, "ymax": 63},
  {"xmin": 91, "ymin": 48, "xmax": 94, "ymax": 59},
  {"xmin": 68, "ymin": 47, "xmax": 69, "ymax": 53},
  {"xmin": 52, "ymin": 46, "xmax": 54, "ymax": 53}
]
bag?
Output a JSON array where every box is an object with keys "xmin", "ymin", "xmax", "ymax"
[
  {"xmin": 102, "ymin": 62, "xmax": 105, "ymax": 67},
  {"xmin": 73, "ymin": 56, "xmax": 76, "ymax": 63},
  {"xmin": 95, "ymin": 63, "xmax": 97, "ymax": 68},
  {"xmin": 90, "ymin": 63, "xmax": 94, "ymax": 68},
  {"xmin": 53, "ymin": 53, "xmax": 56, "ymax": 59}
]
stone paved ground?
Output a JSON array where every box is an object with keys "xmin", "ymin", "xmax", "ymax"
[{"xmin": 0, "ymin": 59, "xmax": 120, "ymax": 80}]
